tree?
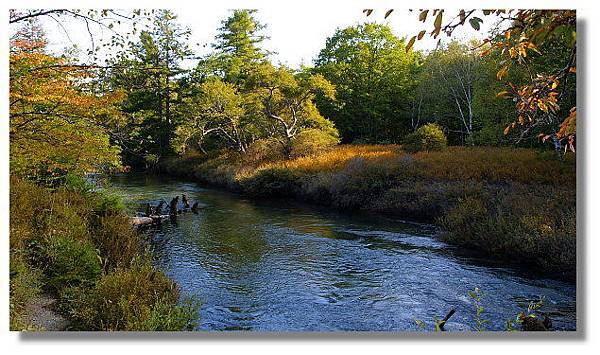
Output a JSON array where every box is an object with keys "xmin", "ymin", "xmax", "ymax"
[
  {"xmin": 200, "ymin": 10, "xmax": 270, "ymax": 85},
  {"xmin": 314, "ymin": 23, "xmax": 420, "ymax": 143},
  {"xmin": 416, "ymin": 41, "xmax": 486, "ymax": 144},
  {"xmin": 174, "ymin": 79, "xmax": 254, "ymax": 154},
  {"xmin": 250, "ymin": 64, "xmax": 338, "ymax": 157},
  {"xmin": 103, "ymin": 10, "xmax": 193, "ymax": 168},
  {"xmin": 376, "ymin": 9, "xmax": 576, "ymax": 152},
  {"xmin": 10, "ymin": 20, "xmax": 123, "ymax": 181}
]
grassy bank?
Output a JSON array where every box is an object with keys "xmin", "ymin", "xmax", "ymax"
[
  {"xmin": 160, "ymin": 145, "xmax": 576, "ymax": 279},
  {"xmin": 9, "ymin": 176, "xmax": 199, "ymax": 331}
]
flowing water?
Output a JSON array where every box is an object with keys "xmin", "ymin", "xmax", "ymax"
[{"xmin": 109, "ymin": 173, "xmax": 576, "ymax": 331}]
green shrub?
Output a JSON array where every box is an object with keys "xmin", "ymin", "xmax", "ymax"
[
  {"xmin": 290, "ymin": 128, "xmax": 339, "ymax": 158},
  {"xmin": 404, "ymin": 123, "xmax": 448, "ymax": 153},
  {"xmin": 72, "ymin": 261, "xmax": 198, "ymax": 331},
  {"xmin": 246, "ymin": 138, "xmax": 285, "ymax": 163},
  {"xmin": 92, "ymin": 215, "xmax": 144, "ymax": 271},
  {"xmin": 43, "ymin": 234, "xmax": 102, "ymax": 292},
  {"xmin": 93, "ymin": 192, "xmax": 126, "ymax": 216},
  {"xmin": 440, "ymin": 185, "xmax": 576, "ymax": 277},
  {"xmin": 242, "ymin": 168, "xmax": 300, "ymax": 196},
  {"xmin": 9, "ymin": 254, "xmax": 42, "ymax": 329}
]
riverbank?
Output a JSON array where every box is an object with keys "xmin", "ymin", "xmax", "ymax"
[
  {"xmin": 160, "ymin": 145, "xmax": 576, "ymax": 280},
  {"xmin": 9, "ymin": 176, "xmax": 199, "ymax": 331}
]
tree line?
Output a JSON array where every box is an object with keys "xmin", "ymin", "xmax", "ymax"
[{"xmin": 9, "ymin": 9, "xmax": 576, "ymax": 178}]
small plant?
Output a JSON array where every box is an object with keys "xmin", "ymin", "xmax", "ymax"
[
  {"xmin": 43, "ymin": 234, "xmax": 102, "ymax": 292},
  {"xmin": 468, "ymin": 287, "xmax": 489, "ymax": 331},
  {"xmin": 403, "ymin": 123, "xmax": 448, "ymax": 153},
  {"xmin": 72, "ymin": 260, "xmax": 199, "ymax": 331},
  {"xmin": 506, "ymin": 297, "xmax": 549, "ymax": 331}
]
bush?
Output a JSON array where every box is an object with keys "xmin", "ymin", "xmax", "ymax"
[
  {"xmin": 242, "ymin": 168, "xmax": 300, "ymax": 196},
  {"xmin": 9, "ymin": 254, "xmax": 42, "ymax": 329},
  {"xmin": 93, "ymin": 191, "xmax": 126, "ymax": 216},
  {"xmin": 290, "ymin": 128, "xmax": 339, "ymax": 158},
  {"xmin": 245, "ymin": 138, "xmax": 285, "ymax": 163},
  {"xmin": 43, "ymin": 234, "xmax": 102, "ymax": 292},
  {"xmin": 92, "ymin": 215, "xmax": 144, "ymax": 271},
  {"xmin": 403, "ymin": 123, "xmax": 448, "ymax": 153},
  {"xmin": 72, "ymin": 261, "xmax": 198, "ymax": 331},
  {"xmin": 440, "ymin": 185, "xmax": 576, "ymax": 277}
]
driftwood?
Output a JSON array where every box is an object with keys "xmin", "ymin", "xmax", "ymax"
[
  {"xmin": 132, "ymin": 194, "xmax": 202, "ymax": 227},
  {"xmin": 131, "ymin": 215, "xmax": 170, "ymax": 227},
  {"xmin": 437, "ymin": 308, "xmax": 456, "ymax": 331},
  {"xmin": 154, "ymin": 200, "xmax": 165, "ymax": 215},
  {"xmin": 169, "ymin": 196, "xmax": 179, "ymax": 215}
]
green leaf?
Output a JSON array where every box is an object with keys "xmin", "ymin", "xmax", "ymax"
[
  {"xmin": 419, "ymin": 10, "xmax": 429, "ymax": 22},
  {"xmin": 384, "ymin": 9, "xmax": 394, "ymax": 19},
  {"xmin": 469, "ymin": 17, "xmax": 483, "ymax": 31}
]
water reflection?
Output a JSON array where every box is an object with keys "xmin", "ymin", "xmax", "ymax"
[{"xmin": 111, "ymin": 174, "xmax": 576, "ymax": 331}]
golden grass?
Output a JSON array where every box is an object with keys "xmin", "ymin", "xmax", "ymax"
[{"xmin": 245, "ymin": 145, "xmax": 576, "ymax": 186}]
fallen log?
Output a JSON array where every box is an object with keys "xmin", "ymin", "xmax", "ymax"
[
  {"xmin": 131, "ymin": 214, "xmax": 170, "ymax": 227},
  {"xmin": 131, "ymin": 216, "xmax": 154, "ymax": 227},
  {"xmin": 437, "ymin": 308, "xmax": 456, "ymax": 331}
]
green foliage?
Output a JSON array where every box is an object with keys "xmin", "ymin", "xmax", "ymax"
[
  {"xmin": 72, "ymin": 261, "xmax": 198, "ymax": 331},
  {"xmin": 103, "ymin": 10, "xmax": 193, "ymax": 168},
  {"xmin": 92, "ymin": 191, "xmax": 127, "ymax": 216},
  {"xmin": 468, "ymin": 287, "xmax": 489, "ymax": 331},
  {"xmin": 206, "ymin": 9, "xmax": 269, "ymax": 84},
  {"xmin": 9, "ymin": 254, "xmax": 42, "ymax": 330},
  {"xmin": 10, "ymin": 177, "xmax": 199, "ymax": 330},
  {"xmin": 92, "ymin": 215, "xmax": 144, "ymax": 271},
  {"xmin": 43, "ymin": 234, "xmax": 102, "ymax": 292},
  {"xmin": 291, "ymin": 129, "xmax": 340, "ymax": 158},
  {"xmin": 440, "ymin": 184, "xmax": 576, "ymax": 277},
  {"xmin": 314, "ymin": 23, "xmax": 421, "ymax": 143},
  {"xmin": 403, "ymin": 123, "xmax": 447, "ymax": 152}
]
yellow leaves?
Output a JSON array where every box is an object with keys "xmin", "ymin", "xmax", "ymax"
[
  {"xmin": 503, "ymin": 125, "xmax": 511, "ymax": 135},
  {"xmin": 496, "ymin": 66, "xmax": 509, "ymax": 80},
  {"xmin": 433, "ymin": 11, "xmax": 443, "ymax": 31},
  {"xmin": 406, "ymin": 36, "xmax": 416, "ymax": 53},
  {"xmin": 10, "ymin": 48, "xmax": 123, "ymax": 175},
  {"xmin": 527, "ymin": 42, "xmax": 541, "ymax": 55},
  {"xmin": 496, "ymin": 90, "xmax": 510, "ymax": 98}
]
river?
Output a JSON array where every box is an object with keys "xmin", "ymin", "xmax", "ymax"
[{"xmin": 109, "ymin": 173, "xmax": 576, "ymax": 331}]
